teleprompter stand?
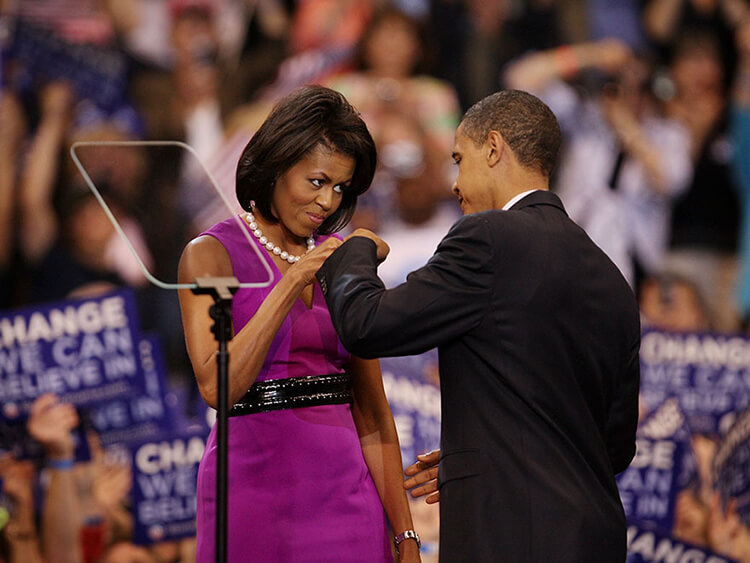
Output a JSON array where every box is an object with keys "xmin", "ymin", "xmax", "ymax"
[{"xmin": 191, "ymin": 276, "xmax": 240, "ymax": 563}]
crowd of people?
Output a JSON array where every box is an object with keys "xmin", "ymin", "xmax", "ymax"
[{"xmin": 1, "ymin": 0, "xmax": 750, "ymax": 562}]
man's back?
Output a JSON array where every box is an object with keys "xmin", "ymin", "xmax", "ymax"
[
  {"xmin": 318, "ymin": 190, "xmax": 640, "ymax": 562},
  {"xmin": 434, "ymin": 190, "xmax": 640, "ymax": 561}
]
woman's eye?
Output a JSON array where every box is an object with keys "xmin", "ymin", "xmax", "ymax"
[
  {"xmin": 311, "ymin": 178, "xmax": 323, "ymax": 188},
  {"xmin": 333, "ymin": 184, "xmax": 343, "ymax": 193}
]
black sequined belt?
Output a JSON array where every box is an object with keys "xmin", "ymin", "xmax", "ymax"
[{"xmin": 229, "ymin": 373, "xmax": 352, "ymax": 416}]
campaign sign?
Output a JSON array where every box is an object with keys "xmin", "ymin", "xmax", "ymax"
[
  {"xmin": 639, "ymin": 329, "xmax": 750, "ymax": 435},
  {"xmin": 0, "ymin": 290, "xmax": 144, "ymax": 419},
  {"xmin": 626, "ymin": 520, "xmax": 736, "ymax": 563},
  {"xmin": 713, "ymin": 407, "xmax": 750, "ymax": 526},
  {"xmin": 130, "ymin": 430, "xmax": 206, "ymax": 545},
  {"xmin": 618, "ymin": 399, "xmax": 688, "ymax": 531},
  {"xmin": 380, "ymin": 351, "xmax": 441, "ymax": 468},
  {"xmin": 84, "ymin": 335, "xmax": 176, "ymax": 446}
]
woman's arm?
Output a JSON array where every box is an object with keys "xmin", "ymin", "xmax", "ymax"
[
  {"xmin": 177, "ymin": 234, "xmax": 342, "ymax": 407},
  {"xmin": 348, "ymin": 355, "xmax": 420, "ymax": 562}
]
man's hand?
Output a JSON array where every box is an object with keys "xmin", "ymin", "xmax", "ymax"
[
  {"xmin": 345, "ymin": 228, "xmax": 390, "ymax": 263},
  {"xmin": 404, "ymin": 449, "xmax": 440, "ymax": 504}
]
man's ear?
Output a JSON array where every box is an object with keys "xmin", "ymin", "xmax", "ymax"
[{"xmin": 486, "ymin": 131, "xmax": 504, "ymax": 167}]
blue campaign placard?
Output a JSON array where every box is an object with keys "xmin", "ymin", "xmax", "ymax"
[
  {"xmin": 713, "ymin": 407, "xmax": 750, "ymax": 526},
  {"xmin": 0, "ymin": 289, "xmax": 145, "ymax": 419},
  {"xmin": 639, "ymin": 329, "xmax": 750, "ymax": 435},
  {"xmin": 617, "ymin": 399, "xmax": 690, "ymax": 531},
  {"xmin": 84, "ymin": 335, "xmax": 177, "ymax": 446},
  {"xmin": 626, "ymin": 520, "xmax": 736, "ymax": 563},
  {"xmin": 130, "ymin": 429, "xmax": 207, "ymax": 545},
  {"xmin": 379, "ymin": 350, "xmax": 441, "ymax": 468}
]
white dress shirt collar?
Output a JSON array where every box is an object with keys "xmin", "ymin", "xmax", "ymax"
[{"xmin": 502, "ymin": 190, "xmax": 540, "ymax": 211}]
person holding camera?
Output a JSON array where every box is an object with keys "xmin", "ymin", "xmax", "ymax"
[{"xmin": 504, "ymin": 38, "xmax": 693, "ymax": 293}]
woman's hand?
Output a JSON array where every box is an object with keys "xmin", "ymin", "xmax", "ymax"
[
  {"xmin": 345, "ymin": 228, "xmax": 390, "ymax": 263},
  {"xmin": 404, "ymin": 449, "xmax": 440, "ymax": 504},
  {"xmin": 289, "ymin": 237, "xmax": 342, "ymax": 286}
]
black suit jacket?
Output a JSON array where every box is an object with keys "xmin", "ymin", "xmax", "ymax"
[{"xmin": 318, "ymin": 191, "xmax": 640, "ymax": 562}]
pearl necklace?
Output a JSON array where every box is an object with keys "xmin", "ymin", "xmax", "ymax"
[{"xmin": 243, "ymin": 211, "xmax": 315, "ymax": 264}]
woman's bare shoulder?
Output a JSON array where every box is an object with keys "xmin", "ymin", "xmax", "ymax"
[{"xmin": 178, "ymin": 235, "xmax": 233, "ymax": 283}]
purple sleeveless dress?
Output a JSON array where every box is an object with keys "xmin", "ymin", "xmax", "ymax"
[{"xmin": 195, "ymin": 216, "xmax": 392, "ymax": 562}]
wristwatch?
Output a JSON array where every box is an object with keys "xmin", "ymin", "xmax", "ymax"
[{"xmin": 394, "ymin": 529, "xmax": 421, "ymax": 552}]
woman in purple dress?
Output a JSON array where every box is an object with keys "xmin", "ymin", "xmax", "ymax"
[{"xmin": 178, "ymin": 86, "xmax": 420, "ymax": 562}]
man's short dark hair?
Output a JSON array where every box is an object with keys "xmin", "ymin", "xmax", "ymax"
[
  {"xmin": 235, "ymin": 85, "xmax": 376, "ymax": 234},
  {"xmin": 461, "ymin": 89, "xmax": 561, "ymax": 178}
]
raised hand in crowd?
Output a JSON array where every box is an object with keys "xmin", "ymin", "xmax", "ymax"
[
  {"xmin": 403, "ymin": 449, "xmax": 440, "ymax": 505},
  {"xmin": 27, "ymin": 393, "xmax": 83, "ymax": 563},
  {"xmin": 18, "ymin": 80, "xmax": 75, "ymax": 265},
  {"xmin": 0, "ymin": 455, "xmax": 43, "ymax": 563},
  {"xmin": 89, "ymin": 434, "xmax": 133, "ymax": 545},
  {"xmin": 503, "ymin": 37, "xmax": 632, "ymax": 93},
  {"xmin": 599, "ymin": 71, "xmax": 672, "ymax": 195},
  {"xmin": 0, "ymin": 92, "xmax": 27, "ymax": 303},
  {"xmin": 644, "ymin": 0, "xmax": 749, "ymax": 44},
  {"xmin": 27, "ymin": 393, "xmax": 79, "ymax": 461}
]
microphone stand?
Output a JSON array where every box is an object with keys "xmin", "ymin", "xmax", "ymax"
[{"xmin": 192, "ymin": 276, "xmax": 240, "ymax": 563}]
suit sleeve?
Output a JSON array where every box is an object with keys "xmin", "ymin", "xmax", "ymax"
[
  {"xmin": 605, "ymin": 332, "xmax": 641, "ymax": 474},
  {"xmin": 317, "ymin": 214, "xmax": 494, "ymax": 359}
]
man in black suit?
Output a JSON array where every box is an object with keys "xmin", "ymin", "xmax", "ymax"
[{"xmin": 317, "ymin": 89, "xmax": 640, "ymax": 562}]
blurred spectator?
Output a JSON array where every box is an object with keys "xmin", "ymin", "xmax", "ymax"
[
  {"xmin": 639, "ymin": 273, "xmax": 710, "ymax": 331},
  {"xmin": 15, "ymin": 81, "xmax": 151, "ymax": 303},
  {"xmin": 327, "ymin": 5, "xmax": 459, "ymax": 153},
  {"xmin": 731, "ymin": 15, "xmax": 750, "ymax": 324},
  {"xmin": 325, "ymin": 6, "xmax": 460, "ymax": 229},
  {"xmin": 373, "ymin": 109, "xmax": 460, "ymax": 284},
  {"xmin": 662, "ymin": 29, "xmax": 742, "ymax": 332},
  {"xmin": 256, "ymin": 0, "xmax": 374, "ymax": 101},
  {"xmin": 504, "ymin": 38, "xmax": 692, "ymax": 291},
  {"xmin": 0, "ymin": 456, "xmax": 43, "ymax": 563},
  {"xmin": 111, "ymin": 0, "xmax": 288, "ymax": 69},
  {"xmin": 643, "ymin": 0, "xmax": 749, "ymax": 83},
  {"xmin": 289, "ymin": 0, "xmax": 372, "ymax": 55},
  {"xmin": 27, "ymin": 393, "xmax": 84, "ymax": 563},
  {"xmin": 430, "ymin": 0, "xmax": 575, "ymax": 111},
  {"xmin": 0, "ymin": 91, "xmax": 26, "ymax": 308}
]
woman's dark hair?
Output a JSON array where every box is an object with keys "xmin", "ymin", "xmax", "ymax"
[{"xmin": 235, "ymin": 85, "xmax": 376, "ymax": 234}]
